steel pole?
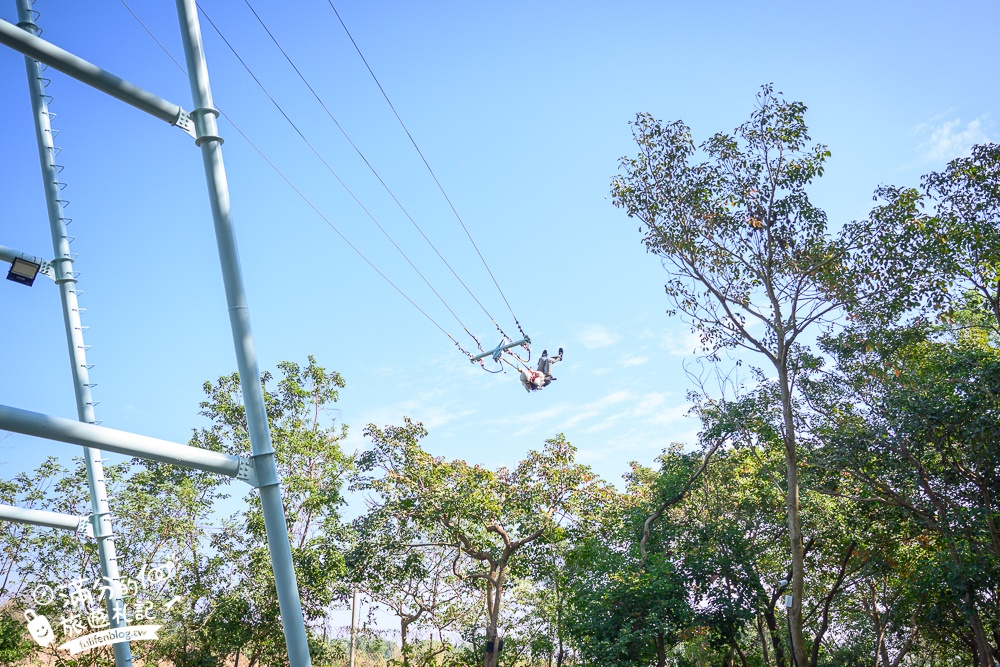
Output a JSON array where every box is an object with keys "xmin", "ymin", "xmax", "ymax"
[
  {"xmin": 0, "ymin": 504, "xmax": 91, "ymax": 536},
  {"xmin": 16, "ymin": 5, "xmax": 133, "ymax": 667},
  {"xmin": 349, "ymin": 589, "xmax": 359, "ymax": 667},
  {"xmin": 0, "ymin": 16, "xmax": 193, "ymax": 132},
  {"xmin": 0, "ymin": 404, "xmax": 250, "ymax": 480},
  {"xmin": 174, "ymin": 2, "xmax": 312, "ymax": 665}
]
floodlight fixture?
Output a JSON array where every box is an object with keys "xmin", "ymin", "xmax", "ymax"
[{"xmin": 6, "ymin": 257, "xmax": 40, "ymax": 286}]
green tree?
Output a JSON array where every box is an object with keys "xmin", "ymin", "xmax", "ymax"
[
  {"xmin": 356, "ymin": 422, "xmax": 594, "ymax": 667},
  {"xmin": 823, "ymin": 144, "xmax": 1000, "ymax": 666},
  {"xmin": 347, "ymin": 516, "xmax": 465, "ymax": 667},
  {"xmin": 611, "ymin": 84, "xmax": 859, "ymax": 667},
  {"xmin": 564, "ymin": 484, "xmax": 688, "ymax": 666},
  {"xmin": 849, "ymin": 143, "xmax": 1000, "ymax": 329},
  {"xmin": 814, "ymin": 317, "xmax": 1000, "ymax": 666},
  {"xmin": 184, "ymin": 355, "xmax": 352, "ymax": 667}
]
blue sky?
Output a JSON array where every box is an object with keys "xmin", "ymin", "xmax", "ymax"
[{"xmin": 1, "ymin": 0, "xmax": 997, "ymax": 496}]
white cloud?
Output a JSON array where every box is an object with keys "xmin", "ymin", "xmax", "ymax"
[
  {"xmin": 660, "ymin": 329, "xmax": 701, "ymax": 357},
  {"xmin": 646, "ymin": 402, "xmax": 691, "ymax": 425},
  {"xmin": 597, "ymin": 390, "xmax": 633, "ymax": 406},
  {"xmin": 581, "ymin": 391, "xmax": 688, "ymax": 434},
  {"xmin": 914, "ymin": 114, "xmax": 991, "ymax": 163},
  {"xmin": 560, "ymin": 410, "xmax": 601, "ymax": 429},
  {"xmin": 508, "ymin": 391, "xmax": 653, "ymax": 437},
  {"xmin": 578, "ymin": 324, "xmax": 620, "ymax": 349},
  {"xmin": 510, "ymin": 404, "xmax": 574, "ymax": 436},
  {"xmin": 575, "ymin": 423, "xmax": 701, "ymax": 477},
  {"xmin": 620, "ymin": 354, "xmax": 649, "ymax": 367},
  {"xmin": 343, "ymin": 390, "xmax": 475, "ymax": 450}
]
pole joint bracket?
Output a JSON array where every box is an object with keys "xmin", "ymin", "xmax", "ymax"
[
  {"xmin": 236, "ymin": 455, "xmax": 260, "ymax": 487},
  {"xmin": 189, "ymin": 106, "xmax": 223, "ymax": 146},
  {"xmin": 173, "ymin": 109, "xmax": 198, "ymax": 140},
  {"xmin": 76, "ymin": 516, "xmax": 94, "ymax": 539}
]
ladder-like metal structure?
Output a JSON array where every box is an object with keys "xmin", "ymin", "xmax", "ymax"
[{"xmin": 0, "ymin": 3, "xmax": 313, "ymax": 665}]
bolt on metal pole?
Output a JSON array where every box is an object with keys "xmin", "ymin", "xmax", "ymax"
[
  {"xmin": 15, "ymin": 4, "xmax": 133, "ymax": 667},
  {"xmin": 174, "ymin": 2, "xmax": 312, "ymax": 665}
]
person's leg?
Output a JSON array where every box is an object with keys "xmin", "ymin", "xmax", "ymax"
[
  {"xmin": 543, "ymin": 348, "xmax": 562, "ymax": 374},
  {"xmin": 536, "ymin": 350, "xmax": 551, "ymax": 375}
]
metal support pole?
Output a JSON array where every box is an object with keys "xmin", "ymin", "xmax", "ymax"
[
  {"xmin": 0, "ymin": 504, "xmax": 92, "ymax": 537},
  {"xmin": 348, "ymin": 589, "xmax": 359, "ymax": 667},
  {"xmin": 0, "ymin": 404, "xmax": 253, "ymax": 482},
  {"xmin": 0, "ymin": 17, "xmax": 194, "ymax": 135},
  {"xmin": 174, "ymin": 2, "xmax": 312, "ymax": 665},
  {"xmin": 16, "ymin": 5, "xmax": 133, "ymax": 666},
  {"xmin": 469, "ymin": 336, "xmax": 531, "ymax": 362}
]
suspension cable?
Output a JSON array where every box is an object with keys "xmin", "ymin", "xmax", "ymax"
[
  {"xmin": 242, "ymin": 0, "xmax": 510, "ymax": 342},
  {"xmin": 196, "ymin": 4, "xmax": 489, "ymax": 353},
  {"xmin": 325, "ymin": 1, "xmax": 527, "ymax": 338},
  {"xmin": 119, "ymin": 0, "xmax": 485, "ymax": 362}
]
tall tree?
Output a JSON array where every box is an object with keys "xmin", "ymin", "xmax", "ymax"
[
  {"xmin": 347, "ymin": 511, "xmax": 465, "ymax": 667},
  {"xmin": 356, "ymin": 421, "xmax": 594, "ymax": 667},
  {"xmin": 611, "ymin": 84, "xmax": 857, "ymax": 666},
  {"xmin": 829, "ymin": 142, "xmax": 1000, "ymax": 667},
  {"xmin": 815, "ymin": 316, "xmax": 1000, "ymax": 666},
  {"xmin": 191, "ymin": 356, "xmax": 352, "ymax": 667},
  {"xmin": 850, "ymin": 143, "xmax": 1000, "ymax": 329}
]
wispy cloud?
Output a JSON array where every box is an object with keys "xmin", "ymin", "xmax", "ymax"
[
  {"xmin": 660, "ymin": 329, "xmax": 701, "ymax": 357},
  {"xmin": 342, "ymin": 390, "xmax": 475, "ymax": 450},
  {"xmin": 913, "ymin": 114, "xmax": 991, "ymax": 163},
  {"xmin": 620, "ymin": 354, "xmax": 649, "ymax": 367},
  {"xmin": 582, "ymin": 391, "xmax": 689, "ymax": 434},
  {"xmin": 576, "ymin": 423, "xmax": 701, "ymax": 476},
  {"xmin": 560, "ymin": 410, "xmax": 601, "ymax": 429},
  {"xmin": 509, "ymin": 390, "xmax": 662, "ymax": 437},
  {"xmin": 646, "ymin": 402, "xmax": 691, "ymax": 425},
  {"xmin": 578, "ymin": 324, "xmax": 620, "ymax": 349}
]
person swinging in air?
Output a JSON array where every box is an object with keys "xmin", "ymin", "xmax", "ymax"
[{"xmin": 520, "ymin": 348, "xmax": 563, "ymax": 392}]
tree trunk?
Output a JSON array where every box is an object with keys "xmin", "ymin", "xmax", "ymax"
[
  {"xmin": 733, "ymin": 638, "xmax": 749, "ymax": 667},
  {"xmin": 763, "ymin": 606, "xmax": 787, "ymax": 667},
  {"xmin": 961, "ymin": 586, "xmax": 995, "ymax": 667},
  {"xmin": 483, "ymin": 623, "xmax": 499, "ymax": 667},
  {"xmin": 777, "ymin": 363, "xmax": 808, "ymax": 667},
  {"xmin": 484, "ymin": 574, "xmax": 500, "ymax": 667},
  {"xmin": 756, "ymin": 615, "xmax": 771, "ymax": 665},
  {"xmin": 555, "ymin": 571, "xmax": 565, "ymax": 667},
  {"xmin": 401, "ymin": 617, "xmax": 410, "ymax": 667}
]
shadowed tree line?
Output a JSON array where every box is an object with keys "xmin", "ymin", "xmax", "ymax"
[{"xmin": 2, "ymin": 88, "xmax": 999, "ymax": 666}]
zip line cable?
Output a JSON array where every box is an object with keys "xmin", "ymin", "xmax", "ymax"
[
  {"xmin": 326, "ymin": 1, "xmax": 526, "ymax": 339},
  {"xmin": 241, "ymin": 0, "xmax": 510, "ymax": 343},
  {"xmin": 118, "ymin": 0, "xmax": 484, "ymax": 361},
  {"xmin": 196, "ymin": 5, "xmax": 490, "ymax": 354},
  {"xmin": 224, "ymin": 118, "xmax": 482, "ymax": 361}
]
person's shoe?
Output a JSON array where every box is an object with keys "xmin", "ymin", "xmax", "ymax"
[
  {"xmin": 558, "ymin": 347, "xmax": 563, "ymax": 357},
  {"xmin": 541, "ymin": 349, "xmax": 548, "ymax": 358}
]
